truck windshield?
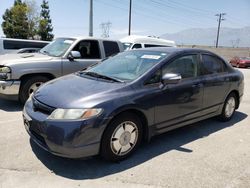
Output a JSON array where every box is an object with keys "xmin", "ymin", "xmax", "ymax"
[{"xmin": 40, "ymin": 38, "xmax": 75, "ymax": 57}]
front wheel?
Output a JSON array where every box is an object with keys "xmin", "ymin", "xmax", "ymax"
[
  {"xmin": 218, "ymin": 93, "xmax": 237, "ymax": 122},
  {"xmin": 101, "ymin": 113, "xmax": 143, "ymax": 162},
  {"xmin": 19, "ymin": 76, "xmax": 50, "ymax": 104}
]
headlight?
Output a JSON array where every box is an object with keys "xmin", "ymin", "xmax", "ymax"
[
  {"xmin": 0, "ymin": 66, "xmax": 11, "ymax": 73},
  {"xmin": 47, "ymin": 108, "xmax": 102, "ymax": 120}
]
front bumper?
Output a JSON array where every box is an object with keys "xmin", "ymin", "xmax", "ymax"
[
  {"xmin": 0, "ymin": 80, "xmax": 20, "ymax": 100},
  {"xmin": 23, "ymin": 98, "xmax": 108, "ymax": 158}
]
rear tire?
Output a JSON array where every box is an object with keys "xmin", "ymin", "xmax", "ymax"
[
  {"xmin": 101, "ymin": 113, "xmax": 143, "ymax": 162},
  {"xmin": 19, "ymin": 76, "xmax": 50, "ymax": 104},
  {"xmin": 218, "ymin": 93, "xmax": 237, "ymax": 122}
]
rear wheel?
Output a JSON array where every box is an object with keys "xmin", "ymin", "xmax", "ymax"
[
  {"xmin": 19, "ymin": 76, "xmax": 50, "ymax": 104},
  {"xmin": 218, "ymin": 93, "xmax": 237, "ymax": 122},
  {"xmin": 101, "ymin": 113, "xmax": 143, "ymax": 162}
]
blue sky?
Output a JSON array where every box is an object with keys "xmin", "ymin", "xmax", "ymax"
[{"xmin": 0, "ymin": 0, "xmax": 249, "ymax": 39}]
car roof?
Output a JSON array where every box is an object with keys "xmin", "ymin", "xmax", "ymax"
[
  {"xmin": 133, "ymin": 47, "xmax": 216, "ymax": 55},
  {"xmin": 56, "ymin": 36, "xmax": 120, "ymax": 42},
  {"xmin": 120, "ymin": 35, "xmax": 176, "ymax": 46}
]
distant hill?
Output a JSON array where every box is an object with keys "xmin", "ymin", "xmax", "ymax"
[{"xmin": 161, "ymin": 27, "xmax": 250, "ymax": 47}]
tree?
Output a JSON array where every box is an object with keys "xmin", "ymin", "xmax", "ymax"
[
  {"xmin": 1, "ymin": 0, "xmax": 29, "ymax": 39},
  {"xmin": 38, "ymin": 0, "xmax": 54, "ymax": 41},
  {"xmin": 25, "ymin": 0, "xmax": 39, "ymax": 39}
]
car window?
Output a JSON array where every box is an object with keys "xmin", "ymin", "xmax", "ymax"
[
  {"xmin": 132, "ymin": 43, "xmax": 142, "ymax": 49},
  {"xmin": 3, "ymin": 40, "xmax": 48, "ymax": 50},
  {"xmin": 201, "ymin": 54, "xmax": 226, "ymax": 75},
  {"xmin": 144, "ymin": 44, "xmax": 167, "ymax": 48},
  {"xmin": 145, "ymin": 69, "xmax": 161, "ymax": 85},
  {"xmin": 145, "ymin": 54, "xmax": 198, "ymax": 85},
  {"xmin": 162, "ymin": 55, "xmax": 198, "ymax": 79},
  {"xmin": 103, "ymin": 41, "xmax": 120, "ymax": 57},
  {"xmin": 73, "ymin": 40, "xmax": 101, "ymax": 59}
]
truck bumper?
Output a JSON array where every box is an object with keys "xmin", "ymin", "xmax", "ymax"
[{"xmin": 0, "ymin": 80, "xmax": 21, "ymax": 100}]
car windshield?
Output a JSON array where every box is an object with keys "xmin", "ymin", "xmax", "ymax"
[
  {"xmin": 40, "ymin": 38, "xmax": 75, "ymax": 57},
  {"xmin": 83, "ymin": 50, "xmax": 169, "ymax": 82},
  {"xmin": 122, "ymin": 42, "xmax": 133, "ymax": 50}
]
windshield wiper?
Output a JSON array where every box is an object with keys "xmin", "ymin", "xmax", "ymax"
[{"xmin": 83, "ymin": 71, "xmax": 124, "ymax": 83}]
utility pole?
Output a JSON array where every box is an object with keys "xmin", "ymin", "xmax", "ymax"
[
  {"xmin": 100, "ymin": 22, "xmax": 112, "ymax": 38},
  {"xmin": 215, "ymin": 13, "xmax": 226, "ymax": 48},
  {"xmin": 128, "ymin": 0, "xmax": 132, "ymax": 35},
  {"xmin": 89, "ymin": 0, "xmax": 93, "ymax": 37}
]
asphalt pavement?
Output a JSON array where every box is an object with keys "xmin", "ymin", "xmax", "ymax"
[{"xmin": 0, "ymin": 68, "xmax": 249, "ymax": 188}]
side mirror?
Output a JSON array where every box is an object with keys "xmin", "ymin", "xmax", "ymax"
[
  {"xmin": 162, "ymin": 73, "xmax": 182, "ymax": 85},
  {"xmin": 68, "ymin": 51, "xmax": 81, "ymax": 61}
]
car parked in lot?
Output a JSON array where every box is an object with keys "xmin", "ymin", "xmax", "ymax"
[
  {"xmin": 121, "ymin": 35, "xmax": 176, "ymax": 50},
  {"xmin": 23, "ymin": 48, "xmax": 244, "ymax": 161},
  {"xmin": 0, "ymin": 38, "xmax": 49, "ymax": 55},
  {"xmin": 0, "ymin": 37, "xmax": 124, "ymax": 103},
  {"xmin": 229, "ymin": 56, "xmax": 250, "ymax": 68}
]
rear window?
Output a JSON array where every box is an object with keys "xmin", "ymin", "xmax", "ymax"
[
  {"xmin": 132, "ymin": 43, "xmax": 142, "ymax": 49},
  {"xmin": 144, "ymin": 44, "xmax": 168, "ymax": 48},
  {"xmin": 103, "ymin": 41, "xmax": 120, "ymax": 57},
  {"xmin": 201, "ymin": 54, "xmax": 226, "ymax": 75},
  {"xmin": 3, "ymin": 40, "xmax": 48, "ymax": 50}
]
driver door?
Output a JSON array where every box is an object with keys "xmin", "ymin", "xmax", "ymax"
[
  {"xmin": 153, "ymin": 54, "xmax": 204, "ymax": 131},
  {"xmin": 62, "ymin": 40, "xmax": 102, "ymax": 75}
]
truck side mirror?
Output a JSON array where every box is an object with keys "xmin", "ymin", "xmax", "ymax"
[{"xmin": 68, "ymin": 51, "xmax": 81, "ymax": 61}]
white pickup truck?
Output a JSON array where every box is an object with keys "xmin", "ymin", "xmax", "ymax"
[{"xmin": 0, "ymin": 37, "xmax": 124, "ymax": 103}]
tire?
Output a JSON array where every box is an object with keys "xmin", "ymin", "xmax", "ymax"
[
  {"xmin": 218, "ymin": 93, "xmax": 237, "ymax": 122},
  {"xmin": 100, "ymin": 113, "xmax": 143, "ymax": 162},
  {"xmin": 19, "ymin": 76, "xmax": 50, "ymax": 104},
  {"xmin": 236, "ymin": 63, "xmax": 240, "ymax": 68}
]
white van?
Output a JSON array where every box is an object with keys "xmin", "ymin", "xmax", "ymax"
[
  {"xmin": 120, "ymin": 35, "xmax": 176, "ymax": 50},
  {"xmin": 0, "ymin": 38, "xmax": 49, "ymax": 55}
]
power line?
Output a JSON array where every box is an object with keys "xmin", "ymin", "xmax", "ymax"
[
  {"xmin": 215, "ymin": 13, "xmax": 226, "ymax": 48},
  {"xmin": 100, "ymin": 22, "xmax": 112, "ymax": 38},
  {"xmin": 134, "ymin": 0, "xmax": 214, "ymax": 27}
]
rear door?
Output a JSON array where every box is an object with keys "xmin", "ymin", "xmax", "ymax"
[
  {"xmin": 200, "ymin": 53, "xmax": 231, "ymax": 114},
  {"xmin": 62, "ymin": 40, "xmax": 102, "ymax": 75}
]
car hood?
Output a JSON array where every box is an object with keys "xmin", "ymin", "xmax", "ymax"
[
  {"xmin": 0, "ymin": 53, "xmax": 54, "ymax": 66},
  {"xmin": 34, "ymin": 74, "xmax": 130, "ymax": 109}
]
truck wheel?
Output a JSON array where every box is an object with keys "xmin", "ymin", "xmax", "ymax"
[{"xmin": 19, "ymin": 76, "xmax": 50, "ymax": 104}]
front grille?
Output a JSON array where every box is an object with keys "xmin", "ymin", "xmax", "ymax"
[{"xmin": 32, "ymin": 97, "xmax": 55, "ymax": 115}]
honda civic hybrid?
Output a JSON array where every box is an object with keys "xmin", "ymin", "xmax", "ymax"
[{"xmin": 23, "ymin": 48, "xmax": 244, "ymax": 161}]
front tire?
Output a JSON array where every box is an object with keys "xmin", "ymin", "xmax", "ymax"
[
  {"xmin": 19, "ymin": 76, "xmax": 50, "ymax": 104},
  {"xmin": 101, "ymin": 113, "xmax": 143, "ymax": 162},
  {"xmin": 218, "ymin": 93, "xmax": 237, "ymax": 122}
]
